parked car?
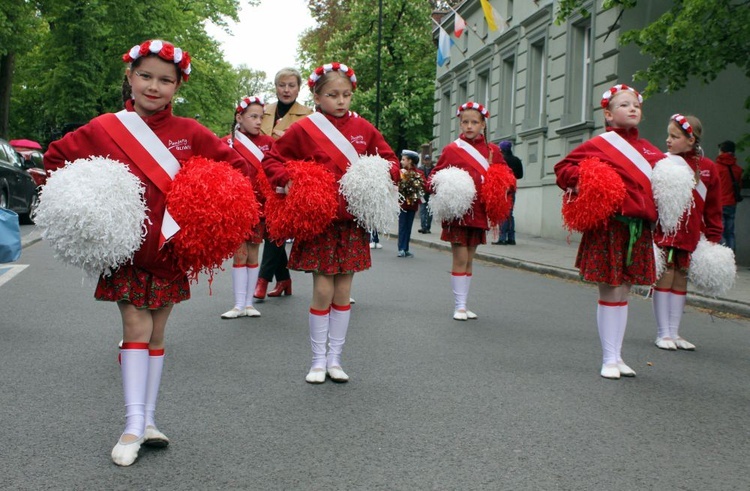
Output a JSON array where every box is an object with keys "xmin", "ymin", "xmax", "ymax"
[
  {"xmin": 15, "ymin": 148, "xmax": 47, "ymax": 188},
  {"xmin": 0, "ymin": 137, "xmax": 38, "ymax": 223}
]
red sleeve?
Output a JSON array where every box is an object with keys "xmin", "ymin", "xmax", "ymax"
[
  {"xmin": 363, "ymin": 121, "xmax": 400, "ymax": 182},
  {"xmin": 44, "ymin": 124, "xmax": 97, "ymax": 174},
  {"xmin": 262, "ymin": 123, "xmax": 307, "ymax": 189},
  {"xmin": 701, "ymin": 159, "xmax": 724, "ymax": 243},
  {"xmin": 554, "ymin": 141, "xmax": 591, "ymax": 191},
  {"xmin": 191, "ymin": 122, "xmax": 250, "ymax": 178}
]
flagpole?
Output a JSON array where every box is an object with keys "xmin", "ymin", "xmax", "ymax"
[{"xmin": 431, "ymin": 17, "xmax": 467, "ymax": 55}]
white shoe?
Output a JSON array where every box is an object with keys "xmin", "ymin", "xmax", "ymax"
[
  {"xmin": 674, "ymin": 337, "xmax": 696, "ymax": 350},
  {"xmin": 375, "ymin": 243, "xmax": 383, "ymax": 249},
  {"xmin": 600, "ymin": 364, "xmax": 621, "ymax": 379},
  {"xmin": 616, "ymin": 362, "xmax": 636, "ymax": 377},
  {"xmin": 111, "ymin": 434, "xmax": 144, "ymax": 466},
  {"xmin": 453, "ymin": 310, "xmax": 468, "ymax": 321},
  {"xmin": 305, "ymin": 368, "xmax": 326, "ymax": 384},
  {"xmin": 327, "ymin": 366, "xmax": 349, "ymax": 383},
  {"xmin": 655, "ymin": 337, "xmax": 677, "ymax": 350},
  {"xmin": 143, "ymin": 426, "xmax": 170, "ymax": 448},
  {"xmin": 244, "ymin": 306, "xmax": 261, "ymax": 317},
  {"xmin": 466, "ymin": 310, "xmax": 478, "ymax": 320},
  {"xmin": 220, "ymin": 307, "xmax": 246, "ymax": 319},
  {"xmin": 369, "ymin": 242, "xmax": 376, "ymax": 249}
]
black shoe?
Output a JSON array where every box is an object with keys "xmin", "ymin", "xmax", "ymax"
[
  {"xmin": 424, "ymin": 230, "xmax": 431, "ymax": 234},
  {"xmin": 507, "ymin": 239, "xmax": 516, "ymax": 245},
  {"xmin": 492, "ymin": 240, "xmax": 507, "ymax": 245},
  {"xmin": 417, "ymin": 229, "xmax": 424, "ymax": 233}
]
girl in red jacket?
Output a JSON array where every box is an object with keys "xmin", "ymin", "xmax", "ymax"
[
  {"xmin": 262, "ymin": 63, "xmax": 400, "ymax": 384},
  {"xmin": 554, "ymin": 85, "xmax": 663, "ymax": 380},
  {"xmin": 652, "ymin": 114, "xmax": 723, "ymax": 351},
  {"xmin": 219, "ymin": 96, "xmax": 275, "ymax": 319},
  {"xmin": 432, "ymin": 102, "xmax": 506, "ymax": 321},
  {"xmin": 44, "ymin": 40, "xmax": 250, "ymax": 466}
]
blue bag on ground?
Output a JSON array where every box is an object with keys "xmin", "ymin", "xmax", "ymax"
[{"xmin": 0, "ymin": 208, "xmax": 22, "ymax": 263}]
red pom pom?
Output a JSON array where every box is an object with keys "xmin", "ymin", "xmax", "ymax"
[
  {"xmin": 264, "ymin": 160, "xmax": 338, "ymax": 243},
  {"xmin": 561, "ymin": 157, "xmax": 626, "ymax": 232},
  {"xmin": 167, "ymin": 156, "xmax": 259, "ymax": 282},
  {"xmin": 481, "ymin": 163, "xmax": 517, "ymax": 227}
]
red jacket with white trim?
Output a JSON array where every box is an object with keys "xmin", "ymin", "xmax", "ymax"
[
  {"xmin": 653, "ymin": 152, "xmax": 723, "ymax": 251},
  {"xmin": 45, "ymin": 101, "xmax": 249, "ymax": 280},
  {"xmin": 555, "ymin": 127, "xmax": 662, "ymax": 223},
  {"xmin": 262, "ymin": 110, "xmax": 400, "ymax": 221}
]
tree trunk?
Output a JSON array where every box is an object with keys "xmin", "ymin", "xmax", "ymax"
[{"xmin": 0, "ymin": 52, "xmax": 15, "ymax": 140}]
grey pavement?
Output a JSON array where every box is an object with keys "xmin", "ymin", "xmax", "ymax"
[{"xmin": 391, "ymin": 217, "xmax": 750, "ymax": 319}]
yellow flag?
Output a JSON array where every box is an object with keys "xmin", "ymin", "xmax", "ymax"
[{"xmin": 480, "ymin": 0, "xmax": 501, "ymax": 32}]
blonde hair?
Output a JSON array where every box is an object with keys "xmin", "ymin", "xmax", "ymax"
[
  {"xmin": 312, "ymin": 71, "xmax": 352, "ymax": 95},
  {"xmin": 274, "ymin": 67, "xmax": 302, "ymax": 87}
]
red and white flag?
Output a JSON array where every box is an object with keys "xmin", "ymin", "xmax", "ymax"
[{"xmin": 454, "ymin": 11, "xmax": 466, "ymax": 38}]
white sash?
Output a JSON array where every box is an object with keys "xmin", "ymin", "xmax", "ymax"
[
  {"xmin": 233, "ymin": 131, "xmax": 265, "ymax": 163},
  {"xmin": 599, "ymin": 131, "xmax": 652, "ymax": 181},
  {"xmin": 667, "ymin": 153, "xmax": 707, "ymax": 202},
  {"xmin": 307, "ymin": 112, "xmax": 360, "ymax": 166},
  {"xmin": 453, "ymin": 139, "xmax": 490, "ymax": 172},
  {"xmin": 114, "ymin": 110, "xmax": 181, "ymax": 244}
]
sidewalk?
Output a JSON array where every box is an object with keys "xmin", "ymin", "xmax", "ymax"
[{"xmin": 389, "ymin": 218, "xmax": 750, "ymax": 319}]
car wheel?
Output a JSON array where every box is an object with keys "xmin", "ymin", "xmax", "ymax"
[{"xmin": 20, "ymin": 191, "xmax": 39, "ymax": 224}]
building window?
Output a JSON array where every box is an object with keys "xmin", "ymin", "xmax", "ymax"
[
  {"xmin": 499, "ymin": 54, "xmax": 516, "ymax": 137},
  {"xmin": 506, "ymin": 0, "xmax": 514, "ymax": 21},
  {"xmin": 441, "ymin": 90, "xmax": 452, "ymax": 145},
  {"xmin": 477, "ymin": 70, "xmax": 489, "ymax": 106},
  {"xmin": 524, "ymin": 37, "xmax": 546, "ymax": 130},
  {"xmin": 564, "ymin": 21, "xmax": 592, "ymax": 125},
  {"xmin": 457, "ymin": 80, "xmax": 468, "ymax": 107}
]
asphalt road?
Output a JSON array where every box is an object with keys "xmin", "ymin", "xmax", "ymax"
[{"xmin": 1, "ymin": 236, "xmax": 748, "ymax": 490}]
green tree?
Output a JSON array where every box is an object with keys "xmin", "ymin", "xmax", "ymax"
[
  {"xmin": 555, "ymin": 0, "xmax": 750, "ymax": 157},
  {"xmin": 299, "ymin": 0, "xmax": 436, "ymax": 152}
]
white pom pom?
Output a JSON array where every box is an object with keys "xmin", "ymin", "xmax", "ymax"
[
  {"xmin": 339, "ymin": 154, "xmax": 400, "ymax": 233},
  {"xmin": 428, "ymin": 167, "xmax": 476, "ymax": 223},
  {"xmin": 652, "ymin": 156, "xmax": 695, "ymax": 235},
  {"xmin": 688, "ymin": 237, "xmax": 736, "ymax": 296},
  {"xmin": 35, "ymin": 157, "xmax": 147, "ymax": 277},
  {"xmin": 654, "ymin": 243, "xmax": 667, "ymax": 280}
]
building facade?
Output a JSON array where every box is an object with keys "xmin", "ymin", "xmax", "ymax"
[{"xmin": 433, "ymin": 1, "xmax": 748, "ymax": 263}]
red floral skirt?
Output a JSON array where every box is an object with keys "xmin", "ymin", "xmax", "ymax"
[
  {"xmin": 576, "ymin": 218, "xmax": 655, "ymax": 286},
  {"xmin": 288, "ymin": 220, "xmax": 370, "ymax": 275},
  {"xmin": 441, "ymin": 225, "xmax": 486, "ymax": 247},
  {"xmin": 660, "ymin": 246, "xmax": 691, "ymax": 273},
  {"xmin": 95, "ymin": 265, "xmax": 190, "ymax": 309},
  {"xmin": 246, "ymin": 219, "xmax": 265, "ymax": 245}
]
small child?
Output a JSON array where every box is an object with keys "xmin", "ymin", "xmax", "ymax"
[
  {"xmin": 397, "ymin": 149, "xmax": 426, "ymax": 257},
  {"xmin": 219, "ymin": 96, "xmax": 275, "ymax": 319},
  {"xmin": 431, "ymin": 102, "xmax": 506, "ymax": 321},
  {"xmin": 44, "ymin": 39, "xmax": 250, "ymax": 466},
  {"xmin": 555, "ymin": 85, "xmax": 663, "ymax": 380},
  {"xmin": 652, "ymin": 114, "xmax": 723, "ymax": 351},
  {"xmin": 262, "ymin": 62, "xmax": 400, "ymax": 383}
]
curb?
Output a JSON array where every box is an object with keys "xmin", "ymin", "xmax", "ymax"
[{"xmin": 398, "ymin": 233, "xmax": 750, "ymax": 319}]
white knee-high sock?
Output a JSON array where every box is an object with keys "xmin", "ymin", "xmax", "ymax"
[
  {"xmin": 231, "ymin": 265, "xmax": 248, "ymax": 310},
  {"xmin": 668, "ymin": 290, "xmax": 687, "ymax": 339},
  {"xmin": 328, "ymin": 303, "xmax": 351, "ymax": 368},
  {"xmin": 615, "ymin": 301, "xmax": 628, "ymax": 362},
  {"xmin": 451, "ymin": 272, "xmax": 468, "ymax": 311},
  {"xmin": 653, "ymin": 287, "xmax": 671, "ymax": 339},
  {"xmin": 120, "ymin": 342, "xmax": 150, "ymax": 438},
  {"xmin": 465, "ymin": 273, "xmax": 473, "ymax": 309},
  {"xmin": 309, "ymin": 308, "xmax": 330, "ymax": 370},
  {"xmin": 244, "ymin": 264, "xmax": 259, "ymax": 308},
  {"xmin": 145, "ymin": 348, "xmax": 164, "ymax": 429},
  {"xmin": 597, "ymin": 301, "xmax": 621, "ymax": 365}
]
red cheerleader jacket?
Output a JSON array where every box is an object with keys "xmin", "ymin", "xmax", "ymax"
[
  {"xmin": 45, "ymin": 101, "xmax": 250, "ymax": 280},
  {"xmin": 223, "ymin": 131, "xmax": 274, "ymax": 210},
  {"xmin": 555, "ymin": 127, "xmax": 662, "ymax": 223},
  {"xmin": 430, "ymin": 134, "xmax": 506, "ymax": 230},
  {"xmin": 262, "ymin": 110, "xmax": 400, "ymax": 221},
  {"xmin": 653, "ymin": 151, "xmax": 723, "ymax": 251}
]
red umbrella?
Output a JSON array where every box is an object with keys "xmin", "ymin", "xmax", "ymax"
[{"xmin": 10, "ymin": 139, "xmax": 42, "ymax": 150}]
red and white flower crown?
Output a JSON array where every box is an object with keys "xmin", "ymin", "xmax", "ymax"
[
  {"xmin": 457, "ymin": 102, "xmax": 489, "ymax": 118},
  {"xmin": 236, "ymin": 96, "xmax": 265, "ymax": 113},
  {"xmin": 671, "ymin": 114, "xmax": 693, "ymax": 135},
  {"xmin": 123, "ymin": 40, "xmax": 192, "ymax": 82},
  {"xmin": 308, "ymin": 62, "xmax": 357, "ymax": 90},
  {"xmin": 600, "ymin": 84, "xmax": 642, "ymax": 108}
]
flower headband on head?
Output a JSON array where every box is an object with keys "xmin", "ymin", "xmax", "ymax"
[
  {"xmin": 671, "ymin": 113, "xmax": 693, "ymax": 135},
  {"xmin": 600, "ymin": 84, "xmax": 643, "ymax": 109},
  {"xmin": 123, "ymin": 40, "xmax": 192, "ymax": 81},
  {"xmin": 457, "ymin": 102, "xmax": 490, "ymax": 118},
  {"xmin": 236, "ymin": 96, "xmax": 265, "ymax": 113},
  {"xmin": 308, "ymin": 62, "xmax": 357, "ymax": 90}
]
